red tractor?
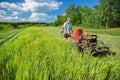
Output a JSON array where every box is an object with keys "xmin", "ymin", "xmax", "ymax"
[{"xmin": 67, "ymin": 29, "xmax": 114, "ymax": 57}]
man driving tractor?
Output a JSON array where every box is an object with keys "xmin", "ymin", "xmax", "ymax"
[
  {"xmin": 61, "ymin": 18, "xmax": 73, "ymax": 42},
  {"xmin": 60, "ymin": 18, "xmax": 112, "ymax": 56}
]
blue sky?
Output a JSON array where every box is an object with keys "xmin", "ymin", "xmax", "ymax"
[{"xmin": 0, "ymin": 0, "xmax": 99, "ymax": 22}]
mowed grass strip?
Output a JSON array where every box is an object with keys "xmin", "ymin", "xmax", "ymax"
[
  {"xmin": 0, "ymin": 29, "xmax": 22, "ymax": 47},
  {"xmin": 84, "ymin": 28, "xmax": 120, "ymax": 36},
  {"xmin": 41, "ymin": 27, "xmax": 120, "ymax": 52},
  {"xmin": 0, "ymin": 27, "xmax": 120, "ymax": 80}
]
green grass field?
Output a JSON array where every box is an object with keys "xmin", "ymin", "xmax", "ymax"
[
  {"xmin": 0, "ymin": 29, "xmax": 22, "ymax": 47},
  {"xmin": 0, "ymin": 27, "xmax": 120, "ymax": 80},
  {"xmin": 41, "ymin": 27, "xmax": 120, "ymax": 52}
]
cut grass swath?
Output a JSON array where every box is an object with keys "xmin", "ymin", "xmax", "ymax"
[{"xmin": 0, "ymin": 27, "xmax": 120, "ymax": 80}]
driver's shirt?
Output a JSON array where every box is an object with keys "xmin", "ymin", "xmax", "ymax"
[{"xmin": 63, "ymin": 22, "xmax": 72, "ymax": 34}]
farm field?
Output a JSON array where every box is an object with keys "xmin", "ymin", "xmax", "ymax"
[
  {"xmin": 0, "ymin": 27, "xmax": 120, "ymax": 80},
  {"xmin": 40, "ymin": 27, "xmax": 120, "ymax": 52},
  {"xmin": 0, "ymin": 29, "xmax": 22, "ymax": 47},
  {"xmin": 84, "ymin": 28, "xmax": 120, "ymax": 36}
]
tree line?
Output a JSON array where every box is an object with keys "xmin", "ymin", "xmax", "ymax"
[
  {"xmin": 0, "ymin": 22, "xmax": 53, "ymax": 30},
  {"xmin": 54, "ymin": 0, "xmax": 120, "ymax": 28}
]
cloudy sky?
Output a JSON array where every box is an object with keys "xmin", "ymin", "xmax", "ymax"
[{"xmin": 0, "ymin": 0, "xmax": 99, "ymax": 22}]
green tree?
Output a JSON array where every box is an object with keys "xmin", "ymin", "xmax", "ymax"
[
  {"xmin": 99, "ymin": 0, "xmax": 114, "ymax": 28},
  {"xmin": 66, "ymin": 4, "xmax": 76, "ymax": 25},
  {"xmin": 75, "ymin": 6, "xmax": 82, "ymax": 25},
  {"xmin": 66, "ymin": 4, "xmax": 82, "ymax": 25},
  {"xmin": 54, "ymin": 0, "xmax": 120, "ymax": 28},
  {"xmin": 54, "ymin": 15, "xmax": 66, "ymax": 26},
  {"xmin": 112, "ymin": 0, "xmax": 120, "ymax": 27},
  {"xmin": 80, "ymin": 6, "xmax": 92, "ymax": 27}
]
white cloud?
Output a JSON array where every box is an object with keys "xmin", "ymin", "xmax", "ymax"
[
  {"xmin": 11, "ymin": 12, "xmax": 20, "ymax": 16},
  {"xmin": 29, "ymin": 12, "xmax": 57, "ymax": 22},
  {"xmin": 29, "ymin": 13, "xmax": 49, "ymax": 22},
  {"xmin": 1, "ymin": 2, "xmax": 28, "ymax": 13},
  {"xmin": 23, "ymin": 0, "xmax": 62, "ymax": 12},
  {"xmin": 0, "ymin": 10, "xmax": 6, "ymax": 15},
  {"xmin": 53, "ymin": 15, "xmax": 57, "ymax": 19},
  {"xmin": 0, "ymin": 0, "xmax": 62, "ymax": 22},
  {"xmin": 0, "ymin": 15, "xmax": 27, "ymax": 22},
  {"xmin": 62, "ymin": 13, "xmax": 66, "ymax": 16},
  {"xmin": 1, "ymin": 0, "xmax": 62, "ymax": 14}
]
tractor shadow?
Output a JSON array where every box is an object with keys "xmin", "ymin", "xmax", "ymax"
[
  {"xmin": 92, "ymin": 51, "xmax": 116, "ymax": 57},
  {"xmin": 72, "ymin": 42, "xmax": 116, "ymax": 57},
  {"xmin": 80, "ymin": 50, "xmax": 116, "ymax": 57}
]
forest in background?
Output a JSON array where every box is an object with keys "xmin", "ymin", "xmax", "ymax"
[
  {"xmin": 0, "ymin": 0, "xmax": 120, "ymax": 30},
  {"xmin": 0, "ymin": 22, "xmax": 53, "ymax": 30},
  {"xmin": 54, "ymin": 0, "xmax": 120, "ymax": 28}
]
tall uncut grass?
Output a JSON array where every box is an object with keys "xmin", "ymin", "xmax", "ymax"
[{"xmin": 0, "ymin": 27, "xmax": 120, "ymax": 80}]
